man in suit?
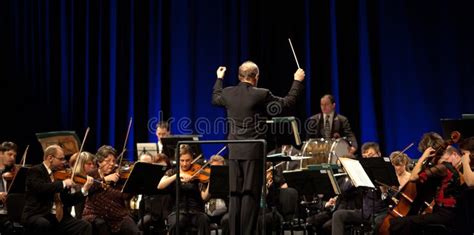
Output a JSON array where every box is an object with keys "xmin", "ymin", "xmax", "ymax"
[
  {"xmin": 306, "ymin": 94, "xmax": 358, "ymax": 154},
  {"xmin": 212, "ymin": 61, "xmax": 305, "ymax": 234},
  {"xmin": 22, "ymin": 144, "xmax": 94, "ymax": 235}
]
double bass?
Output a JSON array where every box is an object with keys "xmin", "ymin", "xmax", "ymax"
[{"xmin": 379, "ymin": 131, "xmax": 461, "ymax": 235}]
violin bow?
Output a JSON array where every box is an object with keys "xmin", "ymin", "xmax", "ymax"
[
  {"xmin": 288, "ymin": 38, "xmax": 301, "ymax": 69},
  {"xmin": 20, "ymin": 145, "xmax": 29, "ymax": 166},
  {"xmin": 117, "ymin": 118, "xmax": 133, "ymax": 169},
  {"xmin": 190, "ymin": 145, "xmax": 227, "ymax": 178},
  {"xmin": 71, "ymin": 127, "xmax": 90, "ymax": 179}
]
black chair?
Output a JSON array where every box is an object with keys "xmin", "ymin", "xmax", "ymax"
[
  {"xmin": 420, "ymin": 224, "xmax": 451, "ymax": 235},
  {"xmin": 279, "ymin": 187, "xmax": 307, "ymax": 235},
  {"xmin": 5, "ymin": 193, "xmax": 26, "ymax": 234}
]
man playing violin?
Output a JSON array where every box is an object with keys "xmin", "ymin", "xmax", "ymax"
[
  {"xmin": 158, "ymin": 144, "xmax": 210, "ymax": 235},
  {"xmin": 0, "ymin": 141, "xmax": 18, "ymax": 233},
  {"xmin": 389, "ymin": 145, "xmax": 465, "ymax": 234},
  {"xmin": 82, "ymin": 145, "xmax": 140, "ymax": 235},
  {"xmin": 21, "ymin": 144, "xmax": 94, "ymax": 235}
]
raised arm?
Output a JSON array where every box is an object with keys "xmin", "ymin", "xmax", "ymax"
[
  {"xmin": 212, "ymin": 66, "xmax": 227, "ymax": 106},
  {"xmin": 263, "ymin": 68, "xmax": 305, "ymax": 114}
]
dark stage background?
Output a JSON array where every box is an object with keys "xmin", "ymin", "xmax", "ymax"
[{"xmin": 1, "ymin": 0, "xmax": 473, "ymax": 163}]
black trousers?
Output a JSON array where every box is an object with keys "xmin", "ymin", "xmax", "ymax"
[
  {"xmin": 91, "ymin": 216, "xmax": 140, "ymax": 235},
  {"xmin": 25, "ymin": 214, "xmax": 92, "ymax": 235},
  {"xmin": 167, "ymin": 211, "xmax": 210, "ymax": 235},
  {"xmin": 229, "ymin": 159, "xmax": 263, "ymax": 235},
  {"xmin": 389, "ymin": 206, "xmax": 456, "ymax": 235}
]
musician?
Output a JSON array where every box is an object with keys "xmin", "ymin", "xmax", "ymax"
[
  {"xmin": 0, "ymin": 141, "xmax": 17, "ymax": 233},
  {"xmin": 205, "ymin": 155, "xmax": 228, "ymax": 223},
  {"xmin": 21, "ymin": 145, "xmax": 93, "ymax": 235},
  {"xmin": 331, "ymin": 142, "xmax": 388, "ymax": 235},
  {"xmin": 267, "ymin": 145, "xmax": 300, "ymax": 171},
  {"xmin": 157, "ymin": 144, "xmax": 210, "ymax": 235},
  {"xmin": 460, "ymin": 136, "xmax": 474, "ymax": 186},
  {"xmin": 155, "ymin": 121, "xmax": 171, "ymax": 154},
  {"xmin": 306, "ymin": 94, "xmax": 358, "ymax": 155},
  {"xmin": 212, "ymin": 61, "xmax": 305, "ymax": 234},
  {"xmin": 137, "ymin": 152, "xmax": 172, "ymax": 235},
  {"xmin": 306, "ymin": 175, "xmax": 361, "ymax": 235},
  {"xmin": 361, "ymin": 142, "xmax": 381, "ymax": 158},
  {"xmin": 389, "ymin": 145, "xmax": 465, "ymax": 234},
  {"xmin": 82, "ymin": 145, "xmax": 140, "ymax": 235},
  {"xmin": 256, "ymin": 161, "xmax": 290, "ymax": 234},
  {"xmin": 389, "ymin": 151, "xmax": 411, "ymax": 188},
  {"xmin": 68, "ymin": 151, "xmax": 96, "ymax": 219},
  {"xmin": 154, "ymin": 153, "xmax": 172, "ymax": 169}
]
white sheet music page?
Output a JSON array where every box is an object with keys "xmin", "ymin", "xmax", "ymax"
[{"xmin": 339, "ymin": 157, "xmax": 375, "ymax": 188}]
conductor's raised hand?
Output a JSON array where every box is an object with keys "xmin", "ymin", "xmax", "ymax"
[
  {"xmin": 217, "ymin": 66, "xmax": 227, "ymax": 79},
  {"xmin": 294, "ymin": 68, "xmax": 305, "ymax": 82}
]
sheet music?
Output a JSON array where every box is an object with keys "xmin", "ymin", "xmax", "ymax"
[{"xmin": 339, "ymin": 158, "xmax": 375, "ymax": 188}]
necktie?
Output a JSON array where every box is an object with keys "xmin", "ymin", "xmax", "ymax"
[{"xmin": 324, "ymin": 115, "xmax": 331, "ymax": 138}]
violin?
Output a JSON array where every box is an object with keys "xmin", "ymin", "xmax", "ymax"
[
  {"xmin": 181, "ymin": 163, "xmax": 210, "ymax": 183},
  {"xmin": 53, "ymin": 169, "xmax": 105, "ymax": 186}
]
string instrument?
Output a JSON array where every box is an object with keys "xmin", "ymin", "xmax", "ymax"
[
  {"xmin": 110, "ymin": 118, "xmax": 133, "ymax": 188},
  {"xmin": 53, "ymin": 169, "xmax": 105, "ymax": 186},
  {"xmin": 379, "ymin": 132, "xmax": 461, "ymax": 235},
  {"xmin": 180, "ymin": 146, "xmax": 227, "ymax": 184},
  {"xmin": 266, "ymin": 161, "xmax": 285, "ymax": 187},
  {"xmin": 4, "ymin": 145, "xmax": 29, "ymax": 190}
]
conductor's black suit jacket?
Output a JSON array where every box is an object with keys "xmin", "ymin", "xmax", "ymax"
[{"xmin": 212, "ymin": 79, "xmax": 304, "ymax": 160}]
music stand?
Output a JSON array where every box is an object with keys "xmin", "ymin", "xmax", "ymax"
[
  {"xmin": 121, "ymin": 162, "xmax": 168, "ymax": 195},
  {"xmin": 136, "ymin": 143, "xmax": 158, "ymax": 157},
  {"xmin": 359, "ymin": 157, "xmax": 399, "ymax": 188},
  {"xmin": 161, "ymin": 135, "xmax": 202, "ymax": 161},
  {"xmin": 209, "ymin": 165, "xmax": 229, "ymax": 199},
  {"xmin": 8, "ymin": 167, "xmax": 29, "ymax": 194},
  {"xmin": 283, "ymin": 170, "xmax": 338, "ymax": 201}
]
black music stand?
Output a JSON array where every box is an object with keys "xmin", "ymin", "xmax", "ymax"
[
  {"xmin": 161, "ymin": 135, "xmax": 202, "ymax": 161},
  {"xmin": 7, "ymin": 167, "xmax": 29, "ymax": 194},
  {"xmin": 283, "ymin": 170, "xmax": 337, "ymax": 201},
  {"xmin": 209, "ymin": 165, "xmax": 229, "ymax": 199},
  {"xmin": 121, "ymin": 162, "xmax": 168, "ymax": 195},
  {"xmin": 359, "ymin": 157, "xmax": 399, "ymax": 188}
]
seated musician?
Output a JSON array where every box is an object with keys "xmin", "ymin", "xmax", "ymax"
[
  {"xmin": 255, "ymin": 161, "xmax": 293, "ymax": 234},
  {"xmin": 389, "ymin": 151, "xmax": 411, "ymax": 188},
  {"xmin": 331, "ymin": 142, "xmax": 389, "ymax": 235},
  {"xmin": 389, "ymin": 145, "xmax": 465, "ymax": 234},
  {"xmin": 205, "ymin": 155, "xmax": 228, "ymax": 225},
  {"xmin": 137, "ymin": 152, "xmax": 172, "ymax": 234},
  {"xmin": 21, "ymin": 145, "xmax": 94, "ymax": 235},
  {"xmin": 306, "ymin": 174, "xmax": 361, "ymax": 235},
  {"xmin": 82, "ymin": 145, "xmax": 140, "ymax": 235},
  {"xmin": 68, "ymin": 151, "xmax": 96, "ymax": 219},
  {"xmin": 0, "ymin": 141, "xmax": 17, "ymax": 232},
  {"xmin": 157, "ymin": 144, "xmax": 210, "ymax": 235},
  {"xmin": 154, "ymin": 152, "xmax": 172, "ymax": 169},
  {"xmin": 460, "ymin": 136, "xmax": 474, "ymax": 186}
]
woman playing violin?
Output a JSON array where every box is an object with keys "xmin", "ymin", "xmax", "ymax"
[
  {"xmin": 67, "ymin": 151, "xmax": 96, "ymax": 219},
  {"xmin": 389, "ymin": 144, "xmax": 465, "ymax": 234},
  {"xmin": 82, "ymin": 145, "xmax": 139, "ymax": 235},
  {"xmin": 157, "ymin": 144, "xmax": 210, "ymax": 235}
]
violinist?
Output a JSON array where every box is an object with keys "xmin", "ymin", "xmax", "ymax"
[
  {"xmin": 205, "ymin": 155, "xmax": 228, "ymax": 231},
  {"xmin": 0, "ymin": 141, "xmax": 17, "ymax": 233},
  {"xmin": 68, "ymin": 151, "xmax": 96, "ymax": 219},
  {"xmin": 82, "ymin": 145, "xmax": 140, "ymax": 235},
  {"xmin": 389, "ymin": 145, "xmax": 465, "ymax": 234},
  {"xmin": 157, "ymin": 144, "xmax": 210, "ymax": 235},
  {"xmin": 21, "ymin": 144, "xmax": 93, "ymax": 235}
]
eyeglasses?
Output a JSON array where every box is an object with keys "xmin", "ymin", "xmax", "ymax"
[{"xmin": 52, "ymin": 155, "xmax": 66, "ymax": 161}]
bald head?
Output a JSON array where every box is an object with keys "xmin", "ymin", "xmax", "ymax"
[
  {"xmin": 43, "ymin": 144, "xmax": 63, "ymax": 160},
  {"xmin": 238, "ymin": 61, "xmax": 259, "ymax": 83}
]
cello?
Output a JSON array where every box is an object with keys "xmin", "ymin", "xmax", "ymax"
[{"xmin": 379, "ymin": 131, "xmax": 461, "ymax": 235}]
